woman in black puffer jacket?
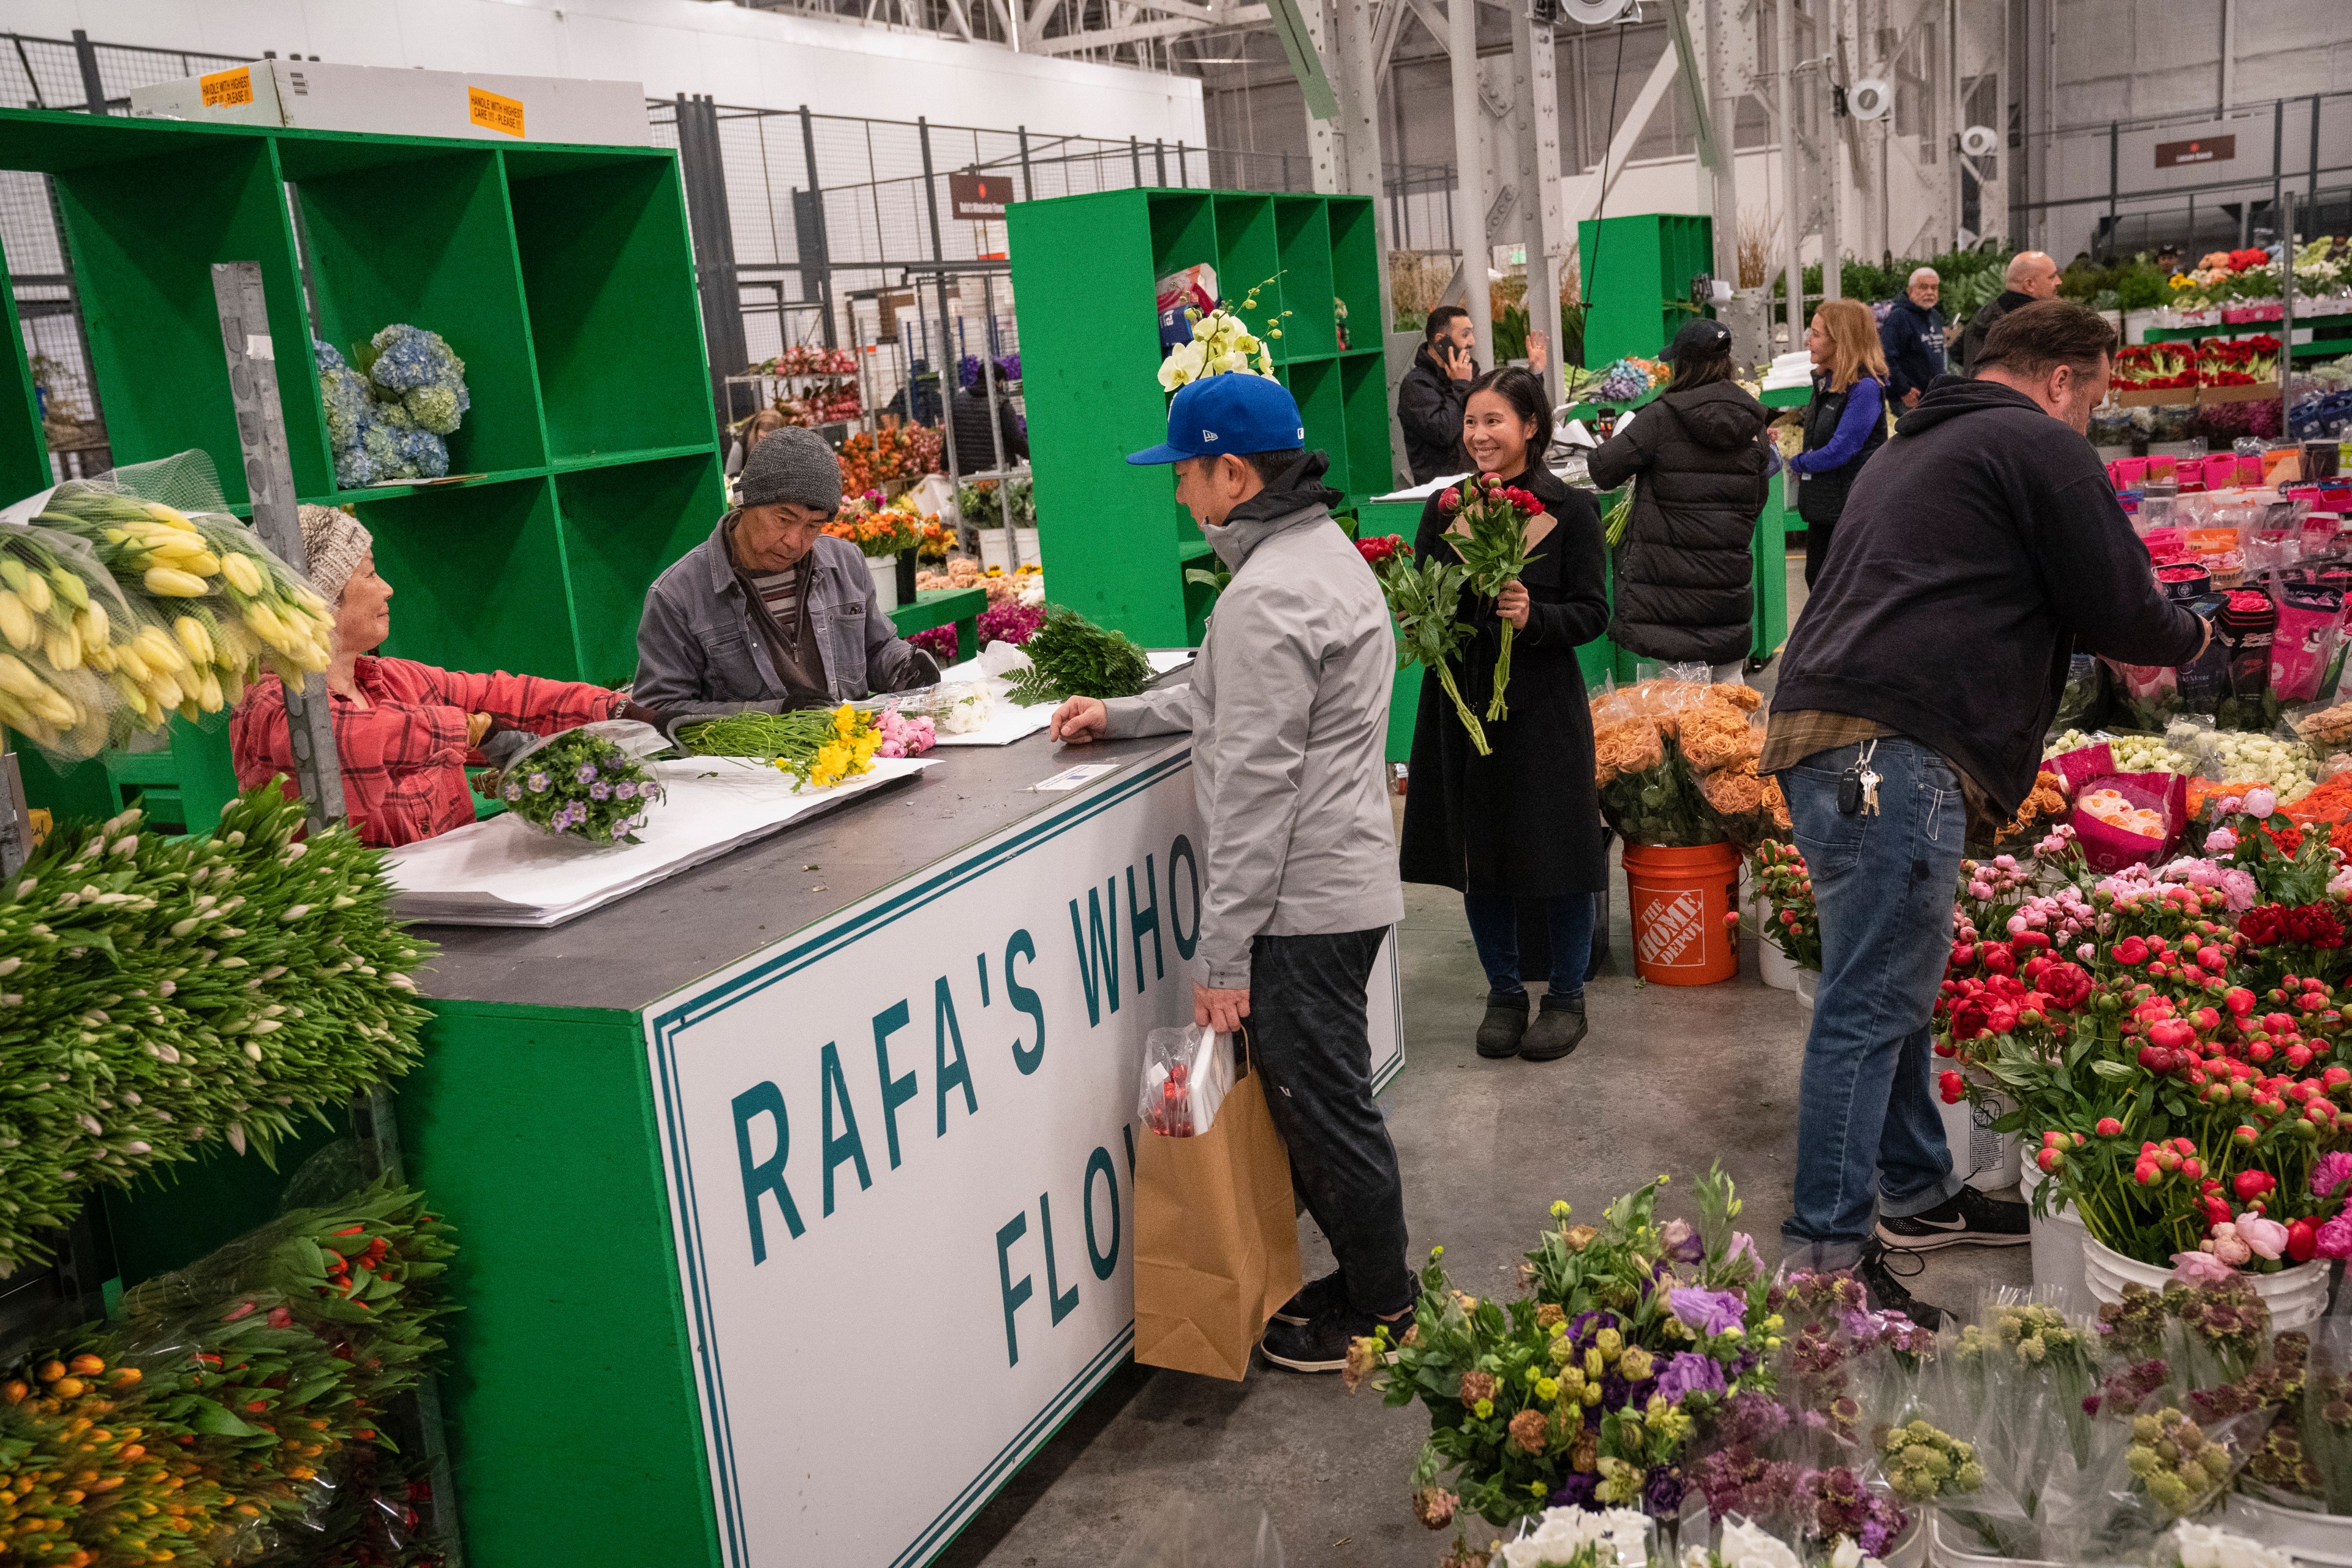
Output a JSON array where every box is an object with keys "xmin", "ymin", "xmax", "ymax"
[{"xmin": 1586, "ymin": 319, "xmax": 1773, "ymax": 680}]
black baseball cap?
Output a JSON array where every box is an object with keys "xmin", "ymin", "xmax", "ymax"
[{"xmin": 1664, "ymin": 318, "xmax": 1733, "ymax": 364}]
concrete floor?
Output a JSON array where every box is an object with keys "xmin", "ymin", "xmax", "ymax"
[{"xmin": 935, "ymin": 552, "xmax": 2024, "ymax": 1568}]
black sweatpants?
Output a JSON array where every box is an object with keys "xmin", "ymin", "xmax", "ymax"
[{"xmin": 1245, "ymin": 927, "xmax": 1412, "ymax": 1317}]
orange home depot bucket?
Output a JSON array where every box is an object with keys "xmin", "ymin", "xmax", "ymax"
[{"xmin": 1622, "ymin": 840, "xmax": 1742, "ymax": 985}]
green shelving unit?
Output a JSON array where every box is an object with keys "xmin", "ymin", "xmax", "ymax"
[
  {"xmin": 0, "ymin": 107, "xmax": 726, "ymax": 796},
  {"xmin": 1577, "ymin": 213, "xmax": 1713, "ymax": 368},
  {"xmin": 1008, "ymin": 187, "xmax": 1394, "ymax": 648}
]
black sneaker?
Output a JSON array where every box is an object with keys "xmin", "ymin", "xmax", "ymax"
[
  {"xmin": 1520, "ymin": 995, "xmax": 1588, "ymax": 1062},
  {"xmin": 1856, "ymin": 1239, "xmax": 1948, "ymax": 1332},
  {"xmin": 1261, "ymin": 1306, "xmax": 1408, "ymax": 1374},
  {"xmin": 1876, "ymin": 1185, "xmax": 2031, "ymax": 1252},
  {"xmin": 1272, "ymin": 1270, "xmax": 1346, "ymax": 1327},
  {"xmin": 1476, "ymin": 990, "xmax": 1530, "ymax": 1058}
]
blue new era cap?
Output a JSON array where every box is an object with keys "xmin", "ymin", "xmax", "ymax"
[{"xmin": 1126, "ymin": 372, "xmax": 1306, "ymax": 464}]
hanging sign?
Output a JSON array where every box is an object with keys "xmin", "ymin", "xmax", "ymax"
[
  {"xmin": 949, "ymin": 172, "xmax": 1016, "ymax": 221},
  {"xmin": 643, "ymin": 750, "xmax": 1403, "ymax": 1567},
  {"xmin": 2155, "ymin": 134, "xmax": 2235, "ymax": 169}
]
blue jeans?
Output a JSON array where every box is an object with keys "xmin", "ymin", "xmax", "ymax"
[
  {"xmin": 1463, "ymin": 892, "xmax": 1597, "ymax": 1001},
  {"xmin": 1781, "ymin": 737, "xmax": 1967, "ymax": 1270}
]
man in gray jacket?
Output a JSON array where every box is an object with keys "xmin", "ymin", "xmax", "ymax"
[
  {"xmin": 1049, "ymin": 373, "xmax": 1408, "ymax": 1373},
  {"xmin": 634, "ymin": 428, "xmax": 936, "ymax": 723}
]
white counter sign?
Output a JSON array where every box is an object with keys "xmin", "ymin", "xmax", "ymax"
[{"xmin": 644, "ymin": 748, "xmax": 1403, "ymax": 1567}]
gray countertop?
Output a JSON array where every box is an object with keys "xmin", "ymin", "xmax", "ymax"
[{"xmin": 408, "ymin": 726, "xmax": 1186, "ymax": 1014}]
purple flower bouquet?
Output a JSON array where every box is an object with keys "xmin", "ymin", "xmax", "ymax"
[{"xmin": 496, "ymin": 727, "xmax": 662, "ymax": 846}]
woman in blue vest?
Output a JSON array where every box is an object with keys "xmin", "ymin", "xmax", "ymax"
[{"xmin": 1785, "ymin": 298, "xmax": 1890, "ymax": 589}]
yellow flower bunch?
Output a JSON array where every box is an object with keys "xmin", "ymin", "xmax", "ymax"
[{"xmin": 796, "ymin": 705, "xmax": 884, "ymax": 789}]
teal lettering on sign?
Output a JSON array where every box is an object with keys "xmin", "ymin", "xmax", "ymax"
[
  {"xmin": 1040, "ymin": 1191, "xmax": 1082, "ymax": 1325},
  {"xmin": 818, "ymin": 1042, "xmax": 872, "ymax": 1215},
  {"xmin": 872, "ymin": 1000, "xmax": 918, "ymax": 1169},
  {"xmin": 1084, "ymin": 1145, "xmax": 1120, "ymax": 1280},
  {"xmin": 1128, "ymin": 854, "xmax": 1163, "ymax": 991},
  {"xmin": 996, "ymin": 1211, "xmax": 1033, "ymax": 1366},
  {"xmin": 1069, "ymin": 878, "xmax": 1121, "ymax": 1025},
  {"xmin": 1005, "ymin": 928, "xmax": 1045, "ymax": 1075},
  {"xmin": 731, "ymin": 1081, "xmax": 804, "ymax": 1262},
  {"xmin": 935, "ymin": 976, "xmax": 979, "ymax": 1136},
  {"xmin": 1169, "ymin": 834, "xmax": 1202, "ymax": 960}
]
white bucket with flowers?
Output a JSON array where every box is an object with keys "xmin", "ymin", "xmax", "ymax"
[
  {"xmin": 2080, "ymin": 1235, "xmax": 2329, "ymax": 1329},
  {"xmin": 2223, "ymin": 1492, "xmax": 2352, "ymax": 1566},
  {"xmin": 2016, "ymin": 1159, "xmax": 2090, "ymax": 1303},
  {"xmin": 1929, "ymin": 1511, "xmax": 2060, "ymax": 1568}
]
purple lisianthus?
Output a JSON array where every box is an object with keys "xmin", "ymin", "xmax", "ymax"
[
  {"xmin": 1726, "ymin": 1231, "xmax": 1763, "ymax": 1275},
  {"xmin": 1643, "ymin": 1463, "xmax": 1686, "ymax": 1518},
  {"xmin": 1667, "ymin": 1286, "xmax": 1747, "ymax": 1337},
  {"xmin": 1653, "ymin": 1350, "xmax": 1727, "ymax": 1404},
  {"xmin": 1658, "ymin": 1216, "xmax": 1703, "ymax": 1264},
  {"xmin": 612, "ymin": 780, "xmax": 635, "ymax": 800},
  {"xmin": 577, "ymin": 762, "xmax": 599, "ymax": 783},
  {"xmin": 527, "ymin": 771, "xmax": 549, "ymax": 793},
  {"xmin": 503, "ymin": 782, "xmax": 521, "ymax": 802},
  {"xmin": 610, "ymin": 820, "xmax": 630, "ymax": 840},
  {"xmin": 590, "ymin": 782, "xmax": 612, "ymax": 801},
  {"xmin": 1548, "ymin": 1472, "xmax": 1600, "ymax": 1511}
]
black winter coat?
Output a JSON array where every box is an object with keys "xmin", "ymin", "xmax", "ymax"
[
  {"xmin": 1958, "ymin": 289, "xmax": 2034, "ymax": 376},
  {"xmin": 1398, "ymin": 464, "xmax": 1611, "ymax": 896},
  {"xmin": 949, "ymin": 386, "xmax": 1027, "ymax": 474},
  {"xmin": 1585, "ymin": 381, "xmax": 1771, "ymax": 667},
  {"xmin": 1396, "ymin": 344, "xmax": 1472, "ymax": 483}
]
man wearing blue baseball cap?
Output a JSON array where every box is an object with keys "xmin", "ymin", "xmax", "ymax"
[{"xmin": 1050, "ymin": 371, "xmax": 1409, "ymax": 1373}]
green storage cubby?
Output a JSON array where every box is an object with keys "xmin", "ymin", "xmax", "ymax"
[
  {"xmin": 0, "ymin": 243, "xmax": 47, "ymax": 500},
  {"xmin": 0, "ymin": 107, "xmax": 723, "ymax": 829},
  {"xmin": 1577, "ymin": 212, "xmax": 1714, "ymax": 368},
  {"xmin": 1008, "ymin": 186, "xmax": 1393, "ymax": 650}
]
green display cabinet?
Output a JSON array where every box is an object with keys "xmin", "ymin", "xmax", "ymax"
[
  {"xmin": 1008, "ymin": 187, "xmax": 1393, "ymax": 650},
  {"xmin": 1575, "ymin": 213, "xmax": 1713, "ymax": 368},
  {"xmin": 0, "ymin": 108, "xmax": 726, "ymax": 805}
]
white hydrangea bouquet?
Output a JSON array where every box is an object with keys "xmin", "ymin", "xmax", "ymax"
[{"xmin": 1156, "ymin": 274, "xmax": 1289, "ymax": 391}]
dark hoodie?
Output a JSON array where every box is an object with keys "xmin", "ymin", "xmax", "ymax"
[
  {"xmin": 1396, "ymin": 342, "xmax": 1472, "ymax": 483},
  {"xmin": 1772, "ymin": 378, "xmax": 2203, "ymax": 812},
  {"xmin": 1959, "ymin": 289, "xmax": 2034, "ymax": 376},
  {"xmin": 1586, "ymin": 379, "xmax": 1773, "ymax": 666}
]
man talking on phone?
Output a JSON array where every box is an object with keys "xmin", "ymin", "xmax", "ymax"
[
  {"xmin": 1049, "ymin": 371, "xmax": 1407, "ymax": 1373},
  {"xmin": 1396, "ymin": 305, "xmax": 1477, "ymax": 483}
]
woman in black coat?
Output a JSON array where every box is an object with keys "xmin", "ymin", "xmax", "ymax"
[
  {"xmin": 1585, "ymin": 318, "xmax": 1771, "ymax": 679},
  {"xmin": 1398, "ymin": 368, "xmax": 1610, "ymax": 1064}
]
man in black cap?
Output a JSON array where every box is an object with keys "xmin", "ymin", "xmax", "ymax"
[
  {"xmin": 635, "ymin": 427, "xmax": 938, "ymax": 721},
  {"xmin": 1585, "ymin": 317, "xmax": 1773, "ymax": 679}
]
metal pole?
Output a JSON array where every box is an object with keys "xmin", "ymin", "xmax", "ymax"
[
  {"xmin": 1447, "ymin": 0, "xmax": 1493, "ymax": 364},
  {"xmin": 2310, "ymin": 95, "xmax": 2323, "ymax": 222},
  {"xmin": 2282, "ymin": 187, "xmax": 2296, "ymax": 448},
  {"xmin": 799, "ymin": 106, "xmax": 837, "ymax": 349},
  {"xmin": 209, "ymin": 263, "xmax": 345, "ymax": 835},
  {"xmin": 2273, "ymin": 96, "xmax": 2284, "ymax": 239},
  {"xmin": 1131, "ymin": 135, "xmax": 1144, "ymax": 186},
  {"xmin": 1777, "ymin": 0, "xmax": 1804, "ymax": 346},
  {"xmin": 1155, "ymin": 138, "xmax": 1168, "ymax": 185},
  {"xmin": 2107, "ymin": 120, "xmax": 2119, "ymax": 263},
  {"xmin": 981, "ymin": 274, "xmax": 1019, "ymax": 568},
  {"xmin": 1178, "ymin": 139, "xmax": 1189, "ymax": 186},
  {"xmin": 918, "ymin": 117, "xmax": 956, "ymax": 449},
  {"xmin": 1821, "ymin": 0, "xmax": 1842, "ymax": 302},
  {"xmin": 1018, "ymin": 126, "xmax": 1034, "ymax": 199},
  {"xmin": 69, "ymin": 30, "xmax": 104, "ymax": 114}
]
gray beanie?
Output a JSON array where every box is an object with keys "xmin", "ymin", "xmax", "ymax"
[
  {"xmin": 296, "ymin": 503, "xmax": 372, "ymax": 604},
  {"xmin": 737, "ymin": 426, "xmax": 843, "ymax": 513}
]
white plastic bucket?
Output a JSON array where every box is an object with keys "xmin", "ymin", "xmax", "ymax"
[
  {"xmin": 2082, "ymin": 1235, "xmax": 2329, "ymax": 1328},
  {"xmin": 1882, "ymin": 1514, "xmax": 1926, "ymax": 1568},
  {"xmin": 978, "ymin": 526, "xmax": 1041, "ymax": 572},
  {"xmin": 867, "ymin": 557, "xmax": 901, "ymax": 613},
  {"xmin": 1936, "ymin": 1074, "xmax": 2021, "ymax": 1192},
  {"xmin": 1759, "ymin": 941, "xmax": 1799, "ymax": 991},
  {"xmin": 2223, "ymin": 1491, "xmax": 2352, "ymax": 1566},
  {"xmin": 1931, "ymin": 1510, "xmax": 2061, "ymax": 1568},
  {"xmin": 2018, "ymin": 1161, "xmax": 2090, "ymax": 1305},
  {"xmin": 1794, "ymin": 968, "xmax": 1817, "ymax": 1009}
]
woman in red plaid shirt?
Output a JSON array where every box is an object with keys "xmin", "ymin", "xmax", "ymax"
[{"xmin": 233, "ymin": 507, "xmax": 664, "ymax": 848}]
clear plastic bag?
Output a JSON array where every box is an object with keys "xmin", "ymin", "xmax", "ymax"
[
  {"xmin": 1138, "ymin": 1025, "xmax": 1235, "ymax": 1137},
  {"xmin": 1110, "ymin": 1494, "xmax": 1284, "ymax": 1568}
]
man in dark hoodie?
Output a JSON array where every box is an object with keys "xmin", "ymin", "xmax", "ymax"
[
  {"xmin": 1396, "ymin": 306, "xmax": 1476, "ymax": 483},
  {"xmin": 1586, "ymin": 317, "xmax": 1772, "ymax": 677},
  {"xmin": 1762, "ymin": 300, "xmax": 2207, "ymax": 1325},
  {"xmin": 1879, "ymin": 268, "xmax": 1948, "ymax": 409},
  {"xmin": 1957, "ymin": 250, "xmax": 2059, "ymax": 375}
]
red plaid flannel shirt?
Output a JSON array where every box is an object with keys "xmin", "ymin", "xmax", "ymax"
[{"xmin": 231, "ymin": 656, "xmax": 622, "ymax": 848}]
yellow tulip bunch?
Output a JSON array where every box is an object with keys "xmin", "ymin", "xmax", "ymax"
[{"xmin": 0, "ymin": 484, "xmax": 339, "ymax": 757}]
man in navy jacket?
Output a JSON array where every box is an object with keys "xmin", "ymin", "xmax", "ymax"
[{"xmin": 1879, "ymin": 268, "xmax": 1947, "ymax": 409}]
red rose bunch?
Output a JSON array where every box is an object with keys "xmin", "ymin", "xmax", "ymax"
[{"xmin": 1356, "ymin": 535, "xmax": 1409, "ymax": 567}]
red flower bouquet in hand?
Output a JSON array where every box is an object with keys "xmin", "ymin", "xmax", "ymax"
[{"xmin": 1442, "ymin": 475, "xmax": 1545, "ymax": 722}]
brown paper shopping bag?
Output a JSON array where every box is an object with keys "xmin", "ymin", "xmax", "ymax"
[{"xmin": 1132, "ymin": 1030, "xmax": 1304, "ymax": 1380}]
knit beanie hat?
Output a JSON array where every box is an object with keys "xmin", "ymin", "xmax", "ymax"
[
  {"xmin": 737, "ymin": 426, "xmax": 843, "ymax": 514},
  {"xmin": 297, "ymin": 504, "xmax": 372, "ymax": 605}
]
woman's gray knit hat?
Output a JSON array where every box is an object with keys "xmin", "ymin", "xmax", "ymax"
[
  {"xmin": 296, "ymin": 504, "xmax": 372, "ymax": 605},
  {"xmin": 737, "ymin": 426, "xmax": 843, "ymax": 513}
]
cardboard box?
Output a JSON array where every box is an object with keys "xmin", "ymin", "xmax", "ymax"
[
  {"xmin": 129, "ymin": 61, "xmax": 647, "ymax": 146},
  {"xmin": 2114, "ymin": 386, "xmax": 2199, "ymax": 407},
  {"xmin": 2197, "ymin": 380, "xmax": 2282, "ymax": 405}
]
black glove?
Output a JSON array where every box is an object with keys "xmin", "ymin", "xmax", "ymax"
[{"xmin": 480, "ymin": 727, "xmax": 540, "ymax": 771}]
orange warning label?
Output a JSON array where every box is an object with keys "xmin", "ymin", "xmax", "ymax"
[
  {"xmin": 467, "ymin": 86, "xmax": 526, "ymax": 138},
  {"xmin": 199, "ymin": 66, "xmax": 254, "ymax": 109}
]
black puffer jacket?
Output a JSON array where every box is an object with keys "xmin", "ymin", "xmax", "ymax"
[{"xmin": 1585, "ymin": 380, "xmax": 1772, "ymax": 666}]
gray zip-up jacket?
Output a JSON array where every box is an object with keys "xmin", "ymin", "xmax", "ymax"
[
  {"xmin": 634, "ymin": 520, "xmax": 933, "ymax": 717},
  {"xmin": 1101, "ymin": 468, "xmax": 1403, "ymax": 988}
]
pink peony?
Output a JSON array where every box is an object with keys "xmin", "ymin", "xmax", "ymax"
[
  {"xmin": 2237, "ymin": 1212, "xmax": 2290, "ymax": 1260},
  {"xmin": 2208, "ymin": 1224, "xmax": 2253, "ymax": 1266},
  {"xmin": 2171, "ymin": 1248, "xmax": 2239, "ymax": 1285},
  {"xmin": 2313, "ymin": 1152, "xmax": 2352, "ymax": 1199},
  {"xmin": 2316, "ymin": 1214, "xmax": 2352, "ymax": 1260},
  {"xmin": 2206, "ymin": 827, "xmax": 2238, "ymax": 854},
  {"xmin": 2246, "ymin": 787, "xmax": 2278, "ymax": 818}
]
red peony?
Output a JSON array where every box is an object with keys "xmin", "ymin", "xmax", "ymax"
[
  {"xmin": 1950, "ymin": 993, "xmax": 2003, "ymax": 1041},
  {"xmin": 2288, "ymin": 904, "xmax": 2346, "ymax": 949},
  {"xmin": 2239, "ymin": 905, "xmax": 2289, "ymax": 947},
  {"xmin": 1439, "ymin": 488, "xmax": 1461, "ymax": 513},
  {"xmin": 1980, "ymin": 943, "xmax": 2018, "ymax": 976},
  {"xmin": 1355, "ymin": 535, "xmax": 1408, "ymax": 565},
  {"xmin": 2040, "ymin": 962, "xmax": 2094, "ymax": 1011},
  {"xmin": 2113, "ymin": 936, "xmax": 2150, "ymax": 965}
]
